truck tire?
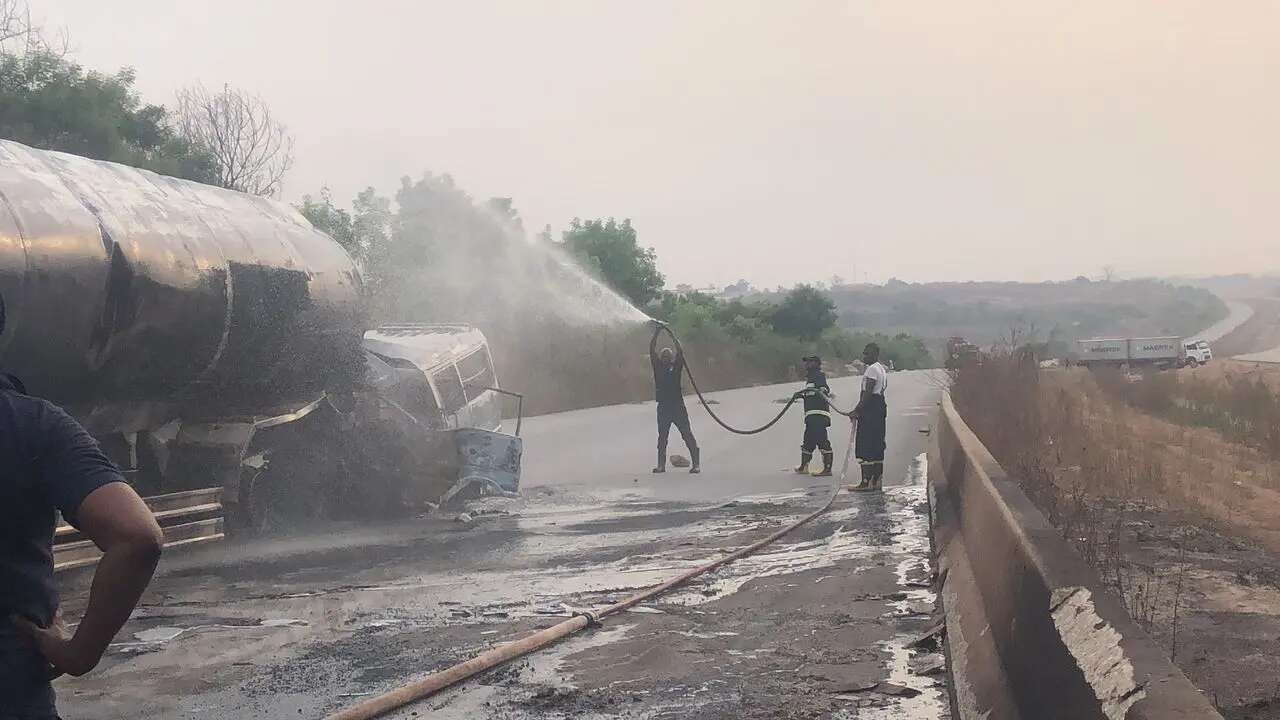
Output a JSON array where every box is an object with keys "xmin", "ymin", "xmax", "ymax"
[
  {"xmin": 1187, "ymin": 358, "xmax": 1199, "ymax": 368},
  {"xmin": 240, "ymin": 412, "xmax": 345, "ymax": 535},
  {"xmin": 242, "ymin": 445, "xmax": 330, "ymax": 536}
]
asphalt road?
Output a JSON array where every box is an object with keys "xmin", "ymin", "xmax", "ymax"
[{"xmin": 56, "ymin": 371, "xmax": 949, "ymax": 720}]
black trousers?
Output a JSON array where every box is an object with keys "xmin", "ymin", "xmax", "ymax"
[
  {"xmin": 657, "ymin": 403, "xmax": 698, "ymax": 456},
  {"xmin": 855, "ymin": 395, "xmax": 887, "ymax": 462},
  {"xmin": 801, "ymin": 416, "xmax": 832, "ymax": 453}
]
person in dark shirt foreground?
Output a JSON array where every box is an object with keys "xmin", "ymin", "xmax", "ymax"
[{"xmin": 0, "ymin": 299, "xmax": 164, "ymax": 718}]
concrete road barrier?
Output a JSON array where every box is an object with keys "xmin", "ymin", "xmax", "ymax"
[{"xmin": 929, "ymin": 394, "xmax": 1222, "ymax": 720}]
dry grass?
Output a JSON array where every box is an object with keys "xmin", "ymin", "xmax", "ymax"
[
  {"xmin": 1044, "ymin": 369, "xmax": 1280, "ymax": 553},
  {"xmin": 952, "ymin": 354, "xmax": 1280, "ymax": 616},
  {"xmin": 1188, "ymin": 359, "xmax": 1280, "ymax": 394}
]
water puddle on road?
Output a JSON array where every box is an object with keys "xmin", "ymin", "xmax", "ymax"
[
  {"xmin": 111, "ymin": 617, "xmax": 310, "ymax": 651},
  {"xmin": 838, "ymin": 453, "xmax": 950, "ymax": 720}
]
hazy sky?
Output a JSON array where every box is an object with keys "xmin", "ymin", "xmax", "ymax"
[{"xmin": 35, "ymin": 1, "xmax": 1280, "ymax": 287}]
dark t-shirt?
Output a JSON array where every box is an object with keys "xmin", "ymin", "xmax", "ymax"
[
  {"xmin": 652, "ymin": 355, "xmax": 685, "ymax": 406},
  {"xmin": 0, "ymin": 373, "xmax": 124, "ymax": 715}
]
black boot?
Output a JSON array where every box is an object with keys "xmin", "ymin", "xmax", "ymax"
[
  {"xmin": 653, "ymin": 450, "xmax": 666, "ymax": 473},
  {"xmin": 816, "ymin": 451, "xmax": 834, "ymax": 477},
  {"xmin": 848, "ymin": 463, "xmax": 871, "ymax": 491},
  {"xmin": 689, "ymin": 447, "xmax": 701, "ymax": 474},
  {"xmin": 871, "ymin": 466, "xmax": 884, "ymax": 491},
  {"xmin": 794, "ymin": 451, "xmax": 812, "ymax": 474}
]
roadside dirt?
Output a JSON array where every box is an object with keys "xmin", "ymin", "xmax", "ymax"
[{"xmin": 1089, "ymin": 500, "xmax": 1280, "ymax": 720}]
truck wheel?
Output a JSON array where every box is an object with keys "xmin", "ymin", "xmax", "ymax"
[
  {"xmin": 1187, "ymin": 358, "xmax": 1199, "ymax": 368},
  {"xmin": 240, "ymin": 417, "xmax": 343, "ymax": 535},
  {"xmin": 243, "ymin": 458, "xmax": 316, "ymax": 535}
]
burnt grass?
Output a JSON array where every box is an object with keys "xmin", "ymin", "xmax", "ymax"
[{"xmin": 951, "ymin": 353, "xmax": 1280, "ymax": 718}]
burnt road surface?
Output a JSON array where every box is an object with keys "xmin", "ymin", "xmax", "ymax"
[{"xmin": 57, "ymin": 372, "xmax": 949, "ymax": 720}]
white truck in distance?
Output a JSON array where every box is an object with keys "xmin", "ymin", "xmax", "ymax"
[{"xmin": 1076, "ymin": 337, "xmax": 1213, "ymax": 370}]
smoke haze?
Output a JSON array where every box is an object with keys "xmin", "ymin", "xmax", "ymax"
[{"xmin": 36, "ymin": 1, "xmax": 1279, "ymax": 288}]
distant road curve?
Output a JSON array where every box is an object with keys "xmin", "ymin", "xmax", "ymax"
[
  {"xmin": 1214, "ymin": 297, "xmax": 1280, "ymax": 363},
  {"xmin": 1189, "ymin": 300, "xmax": 1254, "ymax": 344}
]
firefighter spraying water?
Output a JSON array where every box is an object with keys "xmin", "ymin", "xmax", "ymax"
[
  {"xmin": 648, "ymin": 321, "xmax": 700, "ymax": 474},
  {"xmin": 644, "ymin": 320, "xmax": 885, "ymax": 489}
]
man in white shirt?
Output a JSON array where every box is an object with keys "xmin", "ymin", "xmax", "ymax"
[{"xmin": 849, "ymin": 343, "xmax": 889, "ymax": 492}]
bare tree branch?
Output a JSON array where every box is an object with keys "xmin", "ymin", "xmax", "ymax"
[
  {"xmin": 174, "ymin": 83, "xmax": 295, "ymax": 197},
  {"xmin": 0, "ymin": 0, "xmax": 69, "ymax": 56},
  {"xmin": 0, "ymin": 0, "xmax": 31, "ymax": 45}
]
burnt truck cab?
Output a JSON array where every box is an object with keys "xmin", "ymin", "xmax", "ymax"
[
  {"xmin": 182, "ymin": 324, "xmax": 524, "ymax": 534},
  {"xmin": 359, "ymin": 324, "xmax": 523, "ymax": 507},
  {"xmin": 363, "ymin": 324, "xmax": 503, "ymax": 433}
]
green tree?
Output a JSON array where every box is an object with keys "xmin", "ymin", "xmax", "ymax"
[
  {"xmin": 561, "ymin": 218, "xmax": 664, "ymax": 307},
  {"xmin": 351, "ymin": 186, "xmax": 393, "ymax": 270},
  {"xmin": 485, "ymin": 196, "xmax": 524, "ymax": 235},
  {"xmin": 770, "ymin": 284, "xmax": 837, "ymax": 340},
  {"xmin": 0, "ymin": 50, "xmax": 216, "ymax": 182},
  {"xmin": 298, "ymin": 187, "xmax": 354, "ymax": 251},
  {"xmin": 297, "ymin": 185, "xmax": 394, "ymax": 303}
]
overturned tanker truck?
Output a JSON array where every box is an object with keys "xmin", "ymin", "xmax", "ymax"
[{"xmin": 0, "ymin": 140, "xmax": 522, "ymax": 551}]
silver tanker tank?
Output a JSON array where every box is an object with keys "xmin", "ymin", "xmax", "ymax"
[
  {"xmin": 1, "ymin": 141, "xmax": 524, "ymax": 541},
  {"xmin": 0, "ymin": 140, "xmax": 365, "ymax": 435}
]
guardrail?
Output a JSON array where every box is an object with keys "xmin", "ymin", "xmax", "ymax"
[
  {"xmin": 54, "ymin": 487, "xmax": 225, "ymax": 572},
  {"xmin": 929, "ymin": 393, "xmax": 1222, "ymax": 720}
]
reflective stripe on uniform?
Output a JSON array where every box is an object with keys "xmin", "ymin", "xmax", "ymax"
[{"xmin": 805, "ymin": 409, "xmax": 831, "ymax": 418}]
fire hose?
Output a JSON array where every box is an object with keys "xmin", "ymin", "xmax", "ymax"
[
  {"xmin": 657, "ymin": 325, "xmax": 803, "ymax": 434},
  {"xmin": 661, "ymin": 325, "xmax": 858, "ymax": 425},
  {"xmin": 323, "ymin": 327, "xmax": 859, "ymax": 720}
]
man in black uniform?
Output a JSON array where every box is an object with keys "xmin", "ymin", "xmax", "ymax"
[
  {"xmin": 794, "ymin": 355, "xmax": 834, "ymax": 477},
  {"xmin": 1, "ymin": 296, "xmax": 165, "ymax": 716},
  {"xmin": 650, "ymin": 322, "xmax": 700, "ymax": 474}
]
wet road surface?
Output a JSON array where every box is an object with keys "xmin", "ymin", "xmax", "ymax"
[{"xmin": 57, "ymin": 372, "xmax": 949, "ymax": 719}]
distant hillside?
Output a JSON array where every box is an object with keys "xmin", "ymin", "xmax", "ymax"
[
  {"xmin": 1175, "ymin": 274, "xmax": 1280, "ymax": 300},
  {"xmin": 761, "ymin": 278, "xmax": 1227, "ymax": 353}
]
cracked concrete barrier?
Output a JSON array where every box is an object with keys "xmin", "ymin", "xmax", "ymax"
[{"xmin": 928, "ymin": 394, "xmax": 1222, "ymax": 720}]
